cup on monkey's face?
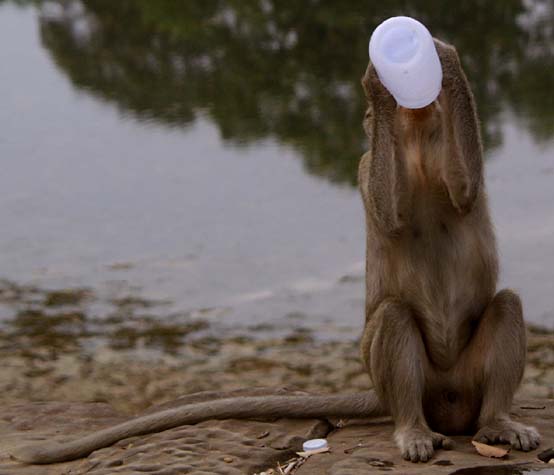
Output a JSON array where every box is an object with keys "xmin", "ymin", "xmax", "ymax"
[{"xmin": 369, "ymin": 16, "xmax": 443, "ymax": 109}]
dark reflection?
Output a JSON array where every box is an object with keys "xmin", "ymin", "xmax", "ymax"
[
  {"xmin": 102, "ymin": 303, "xmax": 209, "ymax": 355},
  {"xmin": 9, "ymin": 309, "xmax": 87, "ymax": 353},
  {"xmin": 6, "ymin": 0, "xmax": 554, "ymax": 184},
  {"xmin": 0, "ymin": 281, "xmax": 91, "ymax": 354},
  {"xmin": 0, "ymin": 280, "xmax": 209, "ymax": 357}
]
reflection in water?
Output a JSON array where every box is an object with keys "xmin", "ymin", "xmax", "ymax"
[
  {"xmin": 0, "ymin": 280, "xmax": 209, "ymax": 356},
  {"xmin": 18, "ymin": 0, "xmax": 554, "ymax": 185},
  {"xmin": 0, "ymin": 1, "xmax": 553, "ymax": 336}
]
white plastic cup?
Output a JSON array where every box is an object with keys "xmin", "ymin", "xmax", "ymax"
[
  {"xmin": 302, "ymin": 438, "xmax": 329, "ymax": 452},
  {"xmin": 368, "ymin": 16, "xmax": 442, "ymax": 109}
]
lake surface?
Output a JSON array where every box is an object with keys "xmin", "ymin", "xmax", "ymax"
[{"xmin": 0, "ymin": 0, "xmax": 553, "ymax": 341}]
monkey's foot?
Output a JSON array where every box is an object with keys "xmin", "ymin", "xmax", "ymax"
[
  {"xmin": 474, "ymin": 419, "xmax": 541, "ymax": 451},
  {"xmin": 394, "ymin": 426, "xmax": 453, "ymax": 463}
]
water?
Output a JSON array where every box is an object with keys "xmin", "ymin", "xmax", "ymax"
[{"xmin": 0, "ymin": 0, "xmax": 553, "ymax": 340}]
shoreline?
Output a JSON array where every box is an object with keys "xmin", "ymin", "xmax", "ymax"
[
  {"xmin": 1, "ymin": 280, "xmax": 552, "ymax": 414},
  {"xmin": 0, "ymin": 325, "xmax": 552, "ymax": 415}
]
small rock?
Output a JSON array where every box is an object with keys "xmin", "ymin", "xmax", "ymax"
[
  {"xmin": 257, "ymin": 430, "xmax": 270, "ymax": 439},
  {"xmin": 538, "ymin": 447, "xmax": 554, "ymax": 463}
]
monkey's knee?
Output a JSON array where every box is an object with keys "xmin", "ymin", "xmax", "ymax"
[
  {"xmin": 484, "ymin": 289, "xmax": 525, "ymax": 352},
  {"xmin": 491, "ymin": 289, "xmax": 523, "ymax": 324},
  {"xmin": 471, "ymin": 290, "xmax": 528, "ymax": 426},
  {"xmin": 466, "ymin": 289, "xmax": 526, "ymax": 389},
  {"xmin": 372, "ymin": 300, "xmax": 418, "ymax": 345},
  {"xmin": 362, "ymin": 300, "xmax": 418, "ymax": 364},
  {"xmin": 364, "ymin": 300, "xmax": 425, "ymax": 395}
]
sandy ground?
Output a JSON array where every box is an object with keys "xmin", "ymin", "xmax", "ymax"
[
  {"xmin": 0, "ymin": 325, "xmax": 552, "ymax": 415},
  {"xmin": 0, "ymin": 280, "xmax": 552, "ymax": 415}
]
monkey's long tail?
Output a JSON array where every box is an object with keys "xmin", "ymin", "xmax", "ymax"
[{"xmin": 12, "ymin": 390, "xmax": 384, "ymax": 464}]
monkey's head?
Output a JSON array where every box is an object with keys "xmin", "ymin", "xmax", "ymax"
[{"xmin": 361, "ymin": 61, "xmax": 441, "ymax": 143}]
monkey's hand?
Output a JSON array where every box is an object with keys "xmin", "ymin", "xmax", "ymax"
[
  {"xmin": 360, "ymin": 65, "xmax": 406, "ymax": 236},
  {"xmin": 434, "ymin": 40, "xmax": 483, "ymax": 215}
]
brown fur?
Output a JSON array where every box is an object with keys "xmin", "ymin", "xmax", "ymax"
[{"xmin": 10, "ymin": 39, "xmax": 539, "ymax": 465}]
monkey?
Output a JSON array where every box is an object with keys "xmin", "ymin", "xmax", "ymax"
[
  {"xmin": 357, "ymin": 38, "xmax": 540, "ymax": 462},
  {"xmin": 10, "ymin": 39, "xmax": 540, "ymax": 465}
]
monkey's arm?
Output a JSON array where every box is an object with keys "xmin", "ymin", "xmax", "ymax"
[
  {"xmin": 436, "ymin": 40, "xmax": 483, "ymax": 214},
  {"xmin": 11, "ymin": 391, "xmax": 383, "ymax": 464},
  {"xmin": 360, "ymin": 64, "xmax": 406, "ymax": 235}
]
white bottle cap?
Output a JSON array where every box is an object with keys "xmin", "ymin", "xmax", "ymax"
[
  {"xmin": 302, "ymin": 438, "xmax": 329, "ymax": 452},
  {"xmin": 369, "ymin": 16, "xmax": 442, "ymax": 109}
]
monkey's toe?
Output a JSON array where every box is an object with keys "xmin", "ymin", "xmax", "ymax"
[
  {"xmin": 404, "ymin": 440, "xmax": 434, "ymax": 463},
  {"xmin": 431, "ymin": 432, "xmax": 454, "ymax": 450},
  {"xmin": 509, "ymin": 425, "xmax": 540, "ymax": 451},
  {"xmin": 474, "ymin": 420, "xmax": 541, "ymax": 452},
  {"xmin": 396, "ymin": 427, "xmax": 438, "ymax": 463}
]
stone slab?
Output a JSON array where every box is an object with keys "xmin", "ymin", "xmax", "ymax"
[
  {"xmin": 0, "ymin": 388, "xmax": 329, "ymax": 475},
  {"xmin": 297, "ymin": 398, "xmax": 554, "ymax": 475},
  {"xmin": 0, "ymin": 391, "xmax": 552, "ymax": 475}
]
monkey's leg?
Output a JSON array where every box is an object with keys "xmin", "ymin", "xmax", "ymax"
[
  {"xmin": 362, "ymin": 300, "xmax": 453, "ymax": 462},
  {"xmin": 462, "ymin": 289, "xmax": 540, "ymax": 451}
]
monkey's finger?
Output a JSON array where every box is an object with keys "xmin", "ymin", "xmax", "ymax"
[
  {"xmin": 423, "ymin": 440, "xmax": 435, "ymax": 462},
  {"xmin": 528, "ymin": 429, "xmax": 541, "ymax": 450},
  {"xmin": 430, "ymin": 431, "xmax": 449, "ymax": 448},
  {"xmin": 420, "ymin": 440, "xmax": 434, "ymax": 462},
  {"xmin": 410, "ymin": 440, "xmax": 433, "ymax": 463},
  {"xmin": 505, "ymin": 431, "xmax": 522, "ymax": 450},
  {"xmin": 525, "ymin": 426, "xmax": 541, "ymax": 450},
  {"xmin": 519, "ymin": 433, "xmax": 531, "ymax": 452},
  {"xmin": 408, "ymin": 441, "xmax": 428, "ymax": 462},
  {"xmin": 402, "ymin": 445, "xmax": 417, "ymax": 462},
  {"xmin": 364, "ymin": 65, "xmax": 396, "ymax": 107},
  {"xmin": 407, "ymin": 443, "xmax": 419, "ymax": 462},
  {"xmin": 520, "ymin": 428, "xmax": 540, "ymax": 451}
]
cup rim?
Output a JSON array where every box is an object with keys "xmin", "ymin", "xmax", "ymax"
[
  {"xmin": 392, "ymin": 84, "xmax": 442, "ymax": 109},
  {"xmin": 369, "ymin": 16, "xmax": 431, "ymax": 72}
]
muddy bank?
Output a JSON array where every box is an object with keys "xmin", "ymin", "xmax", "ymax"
[{"xmin": 0, "ymin": 280, "xmax": 552, "ymax": 414}]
